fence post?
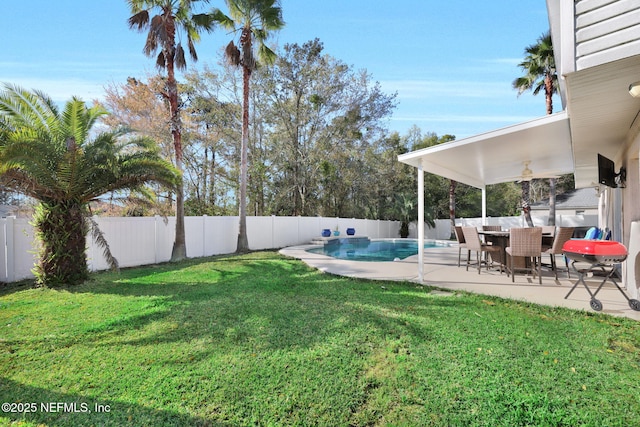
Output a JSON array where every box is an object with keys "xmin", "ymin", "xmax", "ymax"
[
  {"xmin": 272, "ymin": 215, "xmax": 276, "ymax": 249},
  {"xmin": 154, "ymin": 215, "xmax": 160, "ymax": 264},
  {"xmin": 0, "ymin": 219, "xmax": 5, "ymax": 282},
  {"xmin": 203, "ymin": 215, "xmax": 207, "ymax": 256}
]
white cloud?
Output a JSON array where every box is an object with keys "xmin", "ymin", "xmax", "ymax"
[
  {"xmin": 482, "ymin": 57, "xmax": 522, "ymax": 66},
  {"xmin": 379, "ymin": 79, "xmax": 517, "ymax": 99},
  {"xmin": 390, "ymin": 114, "xmax": 536, "ymax": 124},
  {"xmin": 0, "ymin": 77, "xmax": 106, "ymax": 103}
]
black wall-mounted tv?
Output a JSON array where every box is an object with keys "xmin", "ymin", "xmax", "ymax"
[{"xmin": 598, "ymin": 153, "xmax": 617, "ymax": 188}]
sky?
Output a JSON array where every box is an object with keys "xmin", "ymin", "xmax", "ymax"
[{"xmin": 0, "ymin": 0, "xmax": 559, "ymax": 139}]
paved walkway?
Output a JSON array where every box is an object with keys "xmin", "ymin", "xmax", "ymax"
[{"xmin": 280, "ymin": 243, "xmax": 640, "ymax": 321}]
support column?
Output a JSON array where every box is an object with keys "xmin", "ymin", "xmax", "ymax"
[
  {"xmin": 418, "ymin": 165, "xmax": 425, "ymax": 282},
  {"xmin": 482, "ymin": 186, "xmax": 487, "ymax": 226}
]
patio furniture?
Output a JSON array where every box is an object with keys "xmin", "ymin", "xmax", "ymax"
[
  {"xmin": 481, "ymin": 225, "xmax": 502, "ymax": 244},
  {"xmin": 541, "ymin": 225, "xmax": 556, "ymax": 247},
  {"xmin": 477, "ymin": 229, "xmax": 509, "ymax": 265},
  {"xmin": 462, "ymin": 227, "xmax": 502, "ymax": 274},
  {"xmin": 541, "ymin": 225, "xmax": 556, "ymax": 236},
  {"xmin": 454, "ymin": 226, "xmax": 469, "ymax": 267},
  {"xmin": 541, "ymin": 227, "xmax": 575, "ymax": 279},
  {"xmin": 505, "ymin": 227, "xmax": 543, "ymax": 284}
]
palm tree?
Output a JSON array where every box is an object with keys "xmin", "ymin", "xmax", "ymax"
[
  {"xmin": 128, "ymin": 0, "xmax": 215, "ymax": 261},
  {"xmin": 212, "ymin": 0, "xmax": 284, "ymax": 253},
  {"xmin": 513, "ymin": 31, "xmax": 559, "ymax": 226},
  {"xmin": 0, "ymin": 85, "xmax": 179, "ymax": 286}
]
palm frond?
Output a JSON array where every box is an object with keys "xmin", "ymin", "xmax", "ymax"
[
  {"xmin": 225, "ymin": 40, "xmax": 242, "ymax": 66},
  {"xmin": 128, "ymin": 9, "xmax": 150, "ymax": 31},
  {"xmin": 187, "ymin": 36, "xmax": 198, "ymax": 61},
  {"xmin": 175, "ymin": 43, "xmax": 187, "ymax": 70},
  {"xmin": 144, "ymin": 28, "xmax": 159, "ymax": 57},
  {"xmin": 81, "ymin": 134, "xmax": 180, "ymax": 202},
  {"xmin": 87, "ymin": 216, "xmax": 119, "ymax": 272},
  {"xmin": 150, "ymin": 14, "xmax": 168, "ymax": 43},
  {"xmin": 0, "ymin": 169, "xmax": 60, "ymax": 201},
  {"xmin": 0, "ymin": 84, "xmax": 55, "ymax": 133},
  {"xmin": 257, "ymin": 1, "xmax": 284, "ymax": 30},
  {"xmin": 258, "ymin": 43, "xmax": 277, "ymax": 66},
  {"xmin": 210, "ymin": 8, "xmax": 236, "ymax": 29},
  {"xmin": 513, "ymin": 30, "xmax": 558, "ymax": 103},
  {"xmin": 192, "ymin": 12, "xmax": 217, "ymax": 32},
  {"xmin": 156, "ymin": 51, "xmax": 166, "ymax": 69},
  {"xmin": 60, "ymin": 99, "xmax": 88, "ymax": 145}
]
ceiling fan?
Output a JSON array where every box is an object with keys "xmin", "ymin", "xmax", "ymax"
[
  {"xmin": 516, "ymin": 160, "xmax": 559, "ymax": 183},
  {"xmin": 520, "ymin": 161, "xmax": 533, "ymax": 181}
]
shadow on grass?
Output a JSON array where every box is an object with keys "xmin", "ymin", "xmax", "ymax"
[
  {"xmin": 0, "ymin": 278, "xmax": 39, "ymax": 297},
  {"xmin": 0, "ymin": 252, "xmax": 481, "ymax": 425},
  {"xmin": 0, "ymin": 377, "xmax": 228, "ymax": 427},
  {"xmin": 2, "ymin": 252, "xmax": 469, "ymax": 354}
]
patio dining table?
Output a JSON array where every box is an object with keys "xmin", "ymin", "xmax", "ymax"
[
  {"xmin": 478, "ymin": 230, "xmax": 510, "ymax": 266},
  {"xmin": 478, "ymin": 229, "xmax": 552, "ymax": 270}
]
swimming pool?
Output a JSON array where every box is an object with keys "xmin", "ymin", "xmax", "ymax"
[{"xmin": 307, "ymin": 238, "xmax": 449, "ymax": 262}]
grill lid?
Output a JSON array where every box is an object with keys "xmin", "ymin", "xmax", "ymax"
[{"xmin": 562, "ymin": 239, "xmax": 628, "ymax": 263}]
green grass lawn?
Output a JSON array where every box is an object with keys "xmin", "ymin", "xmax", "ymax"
[{"xmin": 1, "ymin": 251, "xmax": 639, "ymax": 426}]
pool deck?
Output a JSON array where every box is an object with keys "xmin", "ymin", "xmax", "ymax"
[{"xmin": 280, "ymin": 242, "xmax": 640, "ymax": 321}]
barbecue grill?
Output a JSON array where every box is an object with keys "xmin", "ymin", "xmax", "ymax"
[{"xmin": 562, "ymin": 239, "xmax": 640, "ymax": 311}]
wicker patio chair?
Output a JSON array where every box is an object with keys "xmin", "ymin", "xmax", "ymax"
[
  {"xmin": 454, "ymin": 226, "xmax": 469, "ymax": 267},
  {"xmin": 505, "ymin": 227, "xmax": 543, "ymax": 284},
  {"xmin": 462, "ymin": 227, "xmax": 502, "ymax": 274},
  {"xmin": 541, "ymin": 225, "xmax": 556, "ymax": 237},
  {"xmin": 541, "ymin": 227, "xmax": 575, "ymax": 280}
]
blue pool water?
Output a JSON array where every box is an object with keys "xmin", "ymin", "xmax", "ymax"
[{"xmin": 307, "ymin": 238, "xmax": 448, "ymax": 262}]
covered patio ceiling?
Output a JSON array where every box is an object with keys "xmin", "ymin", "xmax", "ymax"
[
  {"xmin": 397, "ymin": 111, "xmax": 574, "ymax": 189},
  {"xmin": 397, "ymin": 56, "xmax": 640, "ymax": 191},
  {"xmin": 565, "ymin": 55, "xmax": 640, "ymax": 188}
]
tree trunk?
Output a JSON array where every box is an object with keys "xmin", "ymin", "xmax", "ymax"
[
  {"xmin": 522, "ymin": 181, "xmax": 534, "ymax": 227},
  {"xmin": 547, "ymin": 177, "xmax": 557, "ymax": 226},
  {"xmin": 545, "ymin": 73, "xmax": 554, "ymax": 115},
  {"xmin": 33, "ymin": 201, "xmax": 89, "ymax": 286},
  {"xmin": 202, "ymin": 145, "xmax": 208, "ymax": 205},
  {"xmin": 165, "ymin": 35, "xmax": 187, "ymax": 262},
  {"xmin": 236, "ymin": 64, "xmax": 251, "ymax": 253}
]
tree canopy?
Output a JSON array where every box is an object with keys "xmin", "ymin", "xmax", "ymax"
[{"xmin": 98, "ymin": 38, "xmax": 532, "ymax": 229}]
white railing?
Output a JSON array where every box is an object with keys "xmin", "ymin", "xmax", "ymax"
[
  {"xmin": 0, "ymin": 216, "xmax": 401, "ymax": 283},
  {"xmin": 453, "ymin": 214, "xmax": 598, "ymax": 230},
  {"xmin": 408, "ymin": 214, "xmax": 599, "ymax": 240}
]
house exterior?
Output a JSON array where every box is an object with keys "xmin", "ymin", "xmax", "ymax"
[
  {"xmin": 547, "ymin": 0, "xmax": 640, "ymax": 296},
  {"xmin": 398, "ymin": 0, "xmax": 640, "ymax": 295},
  {"xmin": 530, "ymin": 187, "xmax": 599, "ymax": 217}
]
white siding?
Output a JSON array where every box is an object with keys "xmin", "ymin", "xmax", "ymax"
[{"xmin": 575, "ymin": 0, "xmax": 640, "ymax": 69}]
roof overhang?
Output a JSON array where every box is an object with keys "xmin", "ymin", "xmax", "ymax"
[
  {"xmin": 398, "ymin": 111, "xmax": 574, "ymax": 189},
  {"xmin": 564, "ymin": 56, "xmax": 640, "ymax": 188}
]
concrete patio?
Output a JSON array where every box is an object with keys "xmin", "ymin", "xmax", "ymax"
[{"xmin": 280, "ymin": 243, "xmax": 640, "ymax": 321}]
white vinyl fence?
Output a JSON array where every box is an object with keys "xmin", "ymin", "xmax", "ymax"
[
  {"xmin": 0, "ymin": 216, "xmax": 401, "ymax": 283},
  {"xmin": 0, "ymin": 213, "xmax": 597, "ymax": 283}
]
